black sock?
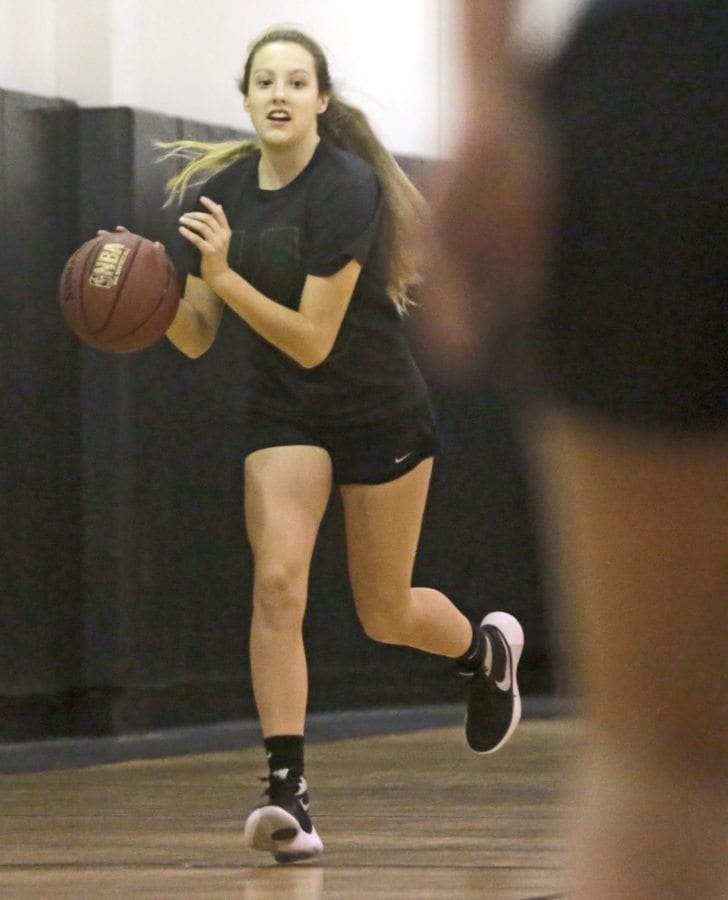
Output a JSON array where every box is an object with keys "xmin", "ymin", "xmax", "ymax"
[
  {"xmin": 455, "ymin": 622, "xmax": 489, "ymax": 672},
  {"xmin": 264, "ymin": 734, "xmax": 304, "ymax": 779}
]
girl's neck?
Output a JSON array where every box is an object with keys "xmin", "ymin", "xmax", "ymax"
[{"xmin": 258, "ymin": 134, "xmax": 321, "ymax": 190}]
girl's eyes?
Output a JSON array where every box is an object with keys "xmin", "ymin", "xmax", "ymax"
[{"xmin": 255, "ymin": 79, "xmax": 309, "ymax": 89}]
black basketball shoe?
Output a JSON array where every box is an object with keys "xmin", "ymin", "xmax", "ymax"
[
  {"xmin": 462, "ymin": 612, "xmax": 524, "ymax": 753},
  {"xmin": 243, "ymin": 769, "xmax": 323, "ymax": 864}
]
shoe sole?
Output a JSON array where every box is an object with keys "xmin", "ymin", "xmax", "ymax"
[
  {"xmin": 475, "ymin": 611, "xmax": 524, "ymax": 754},
  {"xmin": 243, "ymin": 805, "xmax": 323, "ymax": 864}
]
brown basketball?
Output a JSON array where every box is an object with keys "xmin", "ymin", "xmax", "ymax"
[{"xmin": 59, "ymin": 230, "xmax": 182, "ymax": 353}]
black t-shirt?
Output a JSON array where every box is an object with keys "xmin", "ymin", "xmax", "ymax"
[{"xmin": 185, "ymin": 139, "xmax": 430, "ymax": 427}]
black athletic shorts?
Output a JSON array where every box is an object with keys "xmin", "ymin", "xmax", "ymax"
[
  {"xmin": 241, "ymin": 406, "xmax": 439, "ymax": 485},
  {"xmin": 538, "ymin": 0, "xmax": 728, "ymax": 432}
]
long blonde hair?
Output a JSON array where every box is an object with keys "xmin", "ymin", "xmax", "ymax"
[{"xmin": 158, "ymin": 27, "xmax": 429, "ymax": 313}]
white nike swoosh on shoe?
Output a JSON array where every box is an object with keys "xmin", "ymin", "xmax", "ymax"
[
  {"xmin": 495, "ymin": 639, "xmax": 513, "ymax": 691},
  {"xmin": 495, "ymin": 668, "xmax": 512, "ymax": 692},
  {"xmin": 394, "ymin": 452, "xmax": 413, "ymax": 464}
]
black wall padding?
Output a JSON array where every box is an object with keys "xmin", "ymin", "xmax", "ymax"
[
  {"xmin": 0, "ymin": 93, "xmax": 553, "ymax": 741},
  {"xmin": 0, "ymin": 91, "xmax": 85, "ymax": 737}
]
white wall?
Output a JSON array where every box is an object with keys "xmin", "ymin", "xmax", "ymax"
[
  {"xmin": 54, "ymin": 0, "xmax": 114, "ymax": 104},
  {"xmin": 0, "ymin": 0, "xmax": 56, "ymax": 97},
  {"xmin": 0, "ymin": 0, "xmax": 586, "ymax": 158}
]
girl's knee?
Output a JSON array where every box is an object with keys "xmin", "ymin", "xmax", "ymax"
[
  {"xmin": 355, "ymin": 593, "xmax": 411, "ymax": 645},
  {"xmin": 253, "ymin": 562, "xmax": 307, "ymax": 627},
  {"xmin": 359, "ymin": 612, "xmax": 396, "ymax": 644}
]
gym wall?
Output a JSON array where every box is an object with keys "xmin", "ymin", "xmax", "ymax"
[{"xmin": 0, "ymin": 89, "xmax": 553, "ymax": 741}]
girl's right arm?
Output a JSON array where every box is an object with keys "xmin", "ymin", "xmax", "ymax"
[{"xmin": 165, "ymin": 274, "xmax": 225, "ymax": 358}]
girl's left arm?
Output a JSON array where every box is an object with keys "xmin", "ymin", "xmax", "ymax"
[{"xmin": 179, "ymin": 197, "xmax": 360, "ymax": 369}]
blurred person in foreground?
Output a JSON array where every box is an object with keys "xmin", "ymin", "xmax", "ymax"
[{"xmin": 422, "ymin": 1, "xmax": 727, "ymax": 896}]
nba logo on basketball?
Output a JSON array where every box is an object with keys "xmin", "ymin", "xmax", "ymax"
[{"xmin": 89, "ymin": 242, "xmax": 130, "ymax": 289}]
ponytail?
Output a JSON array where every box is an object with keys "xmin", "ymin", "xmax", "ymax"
[
  {"xmin": 319, "ymin": 95, "xmax": 429, "ymax": 313},
  {"xmin": 157, "ymin": 138, "xmax": 260, "ymax": 206}
]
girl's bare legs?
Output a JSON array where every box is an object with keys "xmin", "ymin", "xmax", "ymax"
[
  {"xmin": 341, "ymin": 457, "xmax": 523, "ymax": 754},
  {"xmin": 339, "ymin": 459, "xmax": 472, "ymax": 657},
  {"xmin": 535, "ymin": 410, "xmax": 728, "ymax": 899},
  {"xmin": 244, "ymin": 445, "xmax": 332, "ymax": 736}
]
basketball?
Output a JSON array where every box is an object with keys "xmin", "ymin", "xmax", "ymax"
[{"xmin": 59, "ymin": 230, "xmax": 182, "ymax": 353}]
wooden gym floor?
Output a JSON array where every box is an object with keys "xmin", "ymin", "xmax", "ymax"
[{"xmin": 0, "ymin": 717, "xmax": 575, "ymax": 898}]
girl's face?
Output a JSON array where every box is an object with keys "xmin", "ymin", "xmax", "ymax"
[{"xmin": 244, "ymin": 42, "xmax": 329, "ymax": 149}]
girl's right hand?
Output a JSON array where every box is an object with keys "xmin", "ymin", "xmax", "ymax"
[
  {"xmin": 97, "ymin": 225, "xmax": 129, "ymax": 235},
  {"xmin": 97, "ymin": 225, "xmax": 165, "ymax": 252}
]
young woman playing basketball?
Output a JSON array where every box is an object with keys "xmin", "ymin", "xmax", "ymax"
[{"xmin": 162, "ymin": 26, "xmax": 524, "ymax": 864}]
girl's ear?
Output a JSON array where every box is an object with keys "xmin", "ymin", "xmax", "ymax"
[
  {"xmin": 243, "ymin": 95, "xmax": 251, "ymax": 113},
  {"xmin": 318, "ymin": 93, "xmax": 330, "ymax": 115}
]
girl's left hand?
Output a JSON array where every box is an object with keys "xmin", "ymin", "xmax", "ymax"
[{"xmin": 179, "ymin": 196, "xmax": 232, "ymax": 291}]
